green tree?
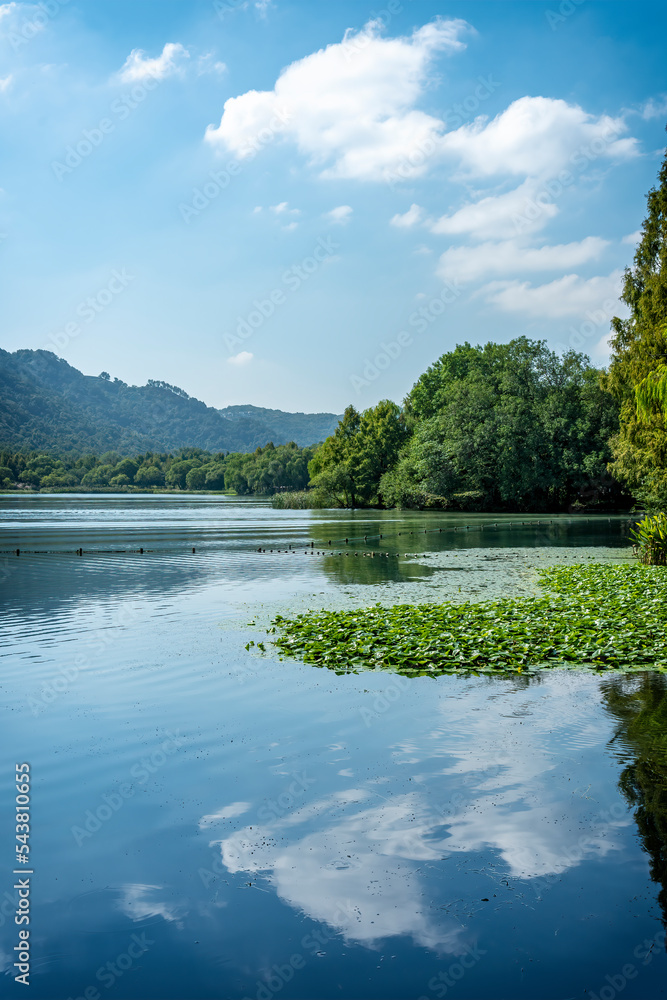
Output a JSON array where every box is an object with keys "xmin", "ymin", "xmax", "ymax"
[
  {"xmin": 81, "ymin": 465, "xmax": 114, "ymax": 487},
  {"xmin": 113, "ymin": 458, "xmax": 139, "ymax": 482},
  {"xmin": 135, "ymin": 465, "xmax": 165, "ymax": 487},
  {"xmin": 166, "ymin": 459, "xmax": 200, "ymax": 489},
  {"xmin": 308, "ymin": 402, "xmax": 408, "ymax": 506},
  {"xmin": 604, "ymin": 140, "xmax": 667, "ymax": 504},
  {"xmin": 382, "ymin": 339, "xmax": 620, "ymax": 511},
  {"xmin": 203, "ymin": 463, "xmax": 226, "ymax": 490},
  {"xmin": 185, "ymin": 467, "xmax": 207, "ymax": 489}
]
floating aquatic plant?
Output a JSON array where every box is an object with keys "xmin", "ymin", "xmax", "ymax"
[{"xmin": 272, "ymin": 564, "xmax": 667, "ymax": 675}]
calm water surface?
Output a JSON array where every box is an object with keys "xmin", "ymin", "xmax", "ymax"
[{"xmin": 1, "ymin": 496, "xmax": 665, "ymax": 999}]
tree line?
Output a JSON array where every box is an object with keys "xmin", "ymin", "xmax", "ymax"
[{"xmin": 0, "ymin": 442, "xmax": 315, "ymax": 494}]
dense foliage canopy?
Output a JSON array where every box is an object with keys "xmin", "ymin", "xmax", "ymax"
[
  {"xmin": 307, "ymin": 338, "xmax": 622, "ymax": 512},
  {"xmin": 382, "ymin": 338, "xmax": 621, "ymax": 512},
  {"xmin": 307, "ymin": 400, "xmax": 409, "ymax": 507},
  {"xmin": 0, "ymin": 442, "xmax": 315, "ymax": 494}
]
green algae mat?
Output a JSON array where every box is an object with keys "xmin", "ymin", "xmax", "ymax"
[{"xmin": 271, "ymin": 564, "xmax": 667, "ymax": 675}]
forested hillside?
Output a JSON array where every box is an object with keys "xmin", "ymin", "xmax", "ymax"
[{"xmin": 0, "ymin": 349, "xmax": 340, "ymax": 455}]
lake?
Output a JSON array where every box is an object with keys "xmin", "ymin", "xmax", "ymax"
[{"xmin": 1, "ymin": 496, "xmax": 666, "ymax": 999}]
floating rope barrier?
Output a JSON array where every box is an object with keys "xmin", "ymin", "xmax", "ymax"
[
  {"xmin": 254, "ymin": 514, "xmax": 636, "ymax": 554},
  {"xmin": 1, "ymin": 517, "xmax": 638, "ymax": 558}
]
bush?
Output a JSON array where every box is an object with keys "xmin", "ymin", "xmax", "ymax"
[
  {"xmin": 631, "ymin": 513, "xmax": 667, "ymax": 565},
  {"xmin": 271, "ymin": 490, "xmax": 326, "ymax": 509}
]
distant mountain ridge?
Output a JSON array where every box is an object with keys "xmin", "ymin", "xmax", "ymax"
[{"xmin": 0, "ymin": 349, "xmax": 341, "ymax": 455}]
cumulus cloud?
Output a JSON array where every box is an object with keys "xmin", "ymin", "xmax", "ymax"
[
  {"xmin": 117, "ymin": 42, "xmax": 190, "ymax": 83},
  {"xmin": 480, "ymin": 270, "xmax": 624, "ymax": 319},
  {"xmin": 228, "ymin": 351, "xmax": 253, "ymax": 365},
  {"xmin": 424, "ymin": 98, "xmax": 637, "ymax": 293},
  {"xmin": 325, "ymin": 205, "xmax": 353, "ymax": 224},
  {"xmin": 430, "ymin": 179, "xmax": 555, "ymax": 240},
  {"xmin": 0, "ymin": 74, "xmax": 12, "ymax": 92},
  {"xmin": 622, "ymin": 230, "xmax": 642, "ymax": 245},
  {"xmin": 440, "ymin": 96, "xmax": 636, "ymax": 179},
  {"xmin": 427, "ymin": 98, "xmax": 637, "ymax": 253},
  {"xmin": 390, "ymin": 203, "xmax": 423, "ymax": 228},
  {"xmin": 438, "ymin": 236, "xmax": 608, "ymax": 285},
  {"xmin": 205, "ymin": 17, "xmax": 473, "ymax": 180}
]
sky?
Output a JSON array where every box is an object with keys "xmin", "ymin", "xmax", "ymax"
[{"xmin": 0, "ymin": 0, "xmax": 666, "ymax": 414}]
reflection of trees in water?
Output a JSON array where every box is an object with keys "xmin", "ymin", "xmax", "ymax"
[
  {"xmin": 319, "ymin": 552, "xmax": 436, "ymax": 586},
  {"xmin": 603, "ymin": 673, "xmax": 667, "ymax": 935}
]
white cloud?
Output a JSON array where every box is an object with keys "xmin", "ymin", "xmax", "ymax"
[
  {"xmin": 640, "ymin": 95, "xmax": 667, "ymax": 120},
  {"xmin": 205, "ymin": 17, "xmax": 473, "ymax": 180},
  {"xmin": 440, "ymin": 96, "xmax": 637, "ymax": 179},
  {"xmin": 270, "ymin": 201, "xmax": 299, "ymax": 215},
  {"xmin": 390, "ymin": 203, "xmax": 423, "ymax": 228},
  {"xmin": 622, "ymin": 230, "xmax": 642, "ymax": 245},
  {"xmin": 228, "ymin": 351, "xmax": 254, "ymax": 365},
  {"xmin": 252, "ymin": 205, "xmax": 262, "ymax": 214},
  {"xmin": 0, "ymin": 2, "xmax": 17, "ymax": 22},
  {"xmin": 117, "ymin": 42, "xmax": 190, "ymax": 84},
  {"xmin": 325, "ymin": 204, "xmax": 353, "ymax": 224},
  {"xmin": 438, "ymin": 236, "xmax": 608, "ymax": 284},
  {"xmin": 481, "ymin": 269, "xmax": 624, "ymax": 319},
  {"xmin": 426, "ymin": 100, "xmax": 638, "ymax": 245},
  {"xmin": 430, "ymin": 178, "xmax": 556, "ymax": 240},
  {"xmin": 197, "ymin": 54, "xmax": 227, "ymax": 77},
  {"xmin": 0, "ymin": 74, "xmax": 12, "ymax": 92}
]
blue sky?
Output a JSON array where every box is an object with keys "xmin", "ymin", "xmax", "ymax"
[{"xmin": 0, "ymin": 0, "xmax": 666, "ymax": 413}]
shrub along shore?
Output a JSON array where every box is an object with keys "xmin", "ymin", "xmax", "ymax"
[{"xmin": 271, "ymin": 564, "xmax": 667, "ymax": 676}]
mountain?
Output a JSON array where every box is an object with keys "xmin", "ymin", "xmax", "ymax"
[
  {"xmin": 0, "ymin": 349, "xmax": 341, "ymax": 455},
  {"xmin": 218, "ymin": 404, "xmax": 345, "ymax": 449}
]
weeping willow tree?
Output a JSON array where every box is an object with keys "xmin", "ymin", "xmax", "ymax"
[{"xmin": 604, "ymin": 136, "xmax": 667, "ymax": 510}]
